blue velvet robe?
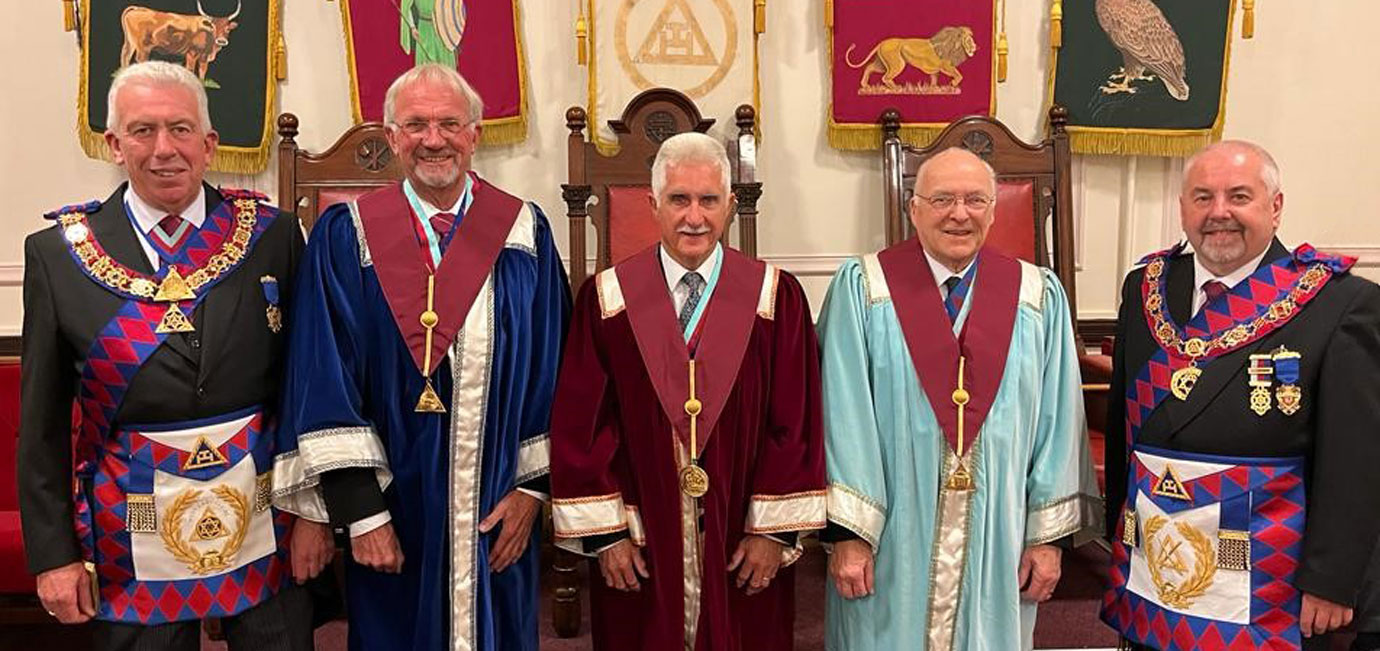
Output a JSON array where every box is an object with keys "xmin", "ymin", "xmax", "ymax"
[{"xmin": 271, "ymin": 195, "xmax": 569, "ymax": 651}]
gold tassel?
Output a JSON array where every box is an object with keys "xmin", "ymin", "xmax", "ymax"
[
  {"xmin": 1051, "ymin": 0, "xmax": 1063, "ymax": 49},
  {"xmin": 824, "ymin": 0, "xmax": 833, "ymax": 29},
  {"xmin": 274, "ymin": 35, "xmax": 287, "ymax": 80},
  {"xmin": 755, "ymin": 0, "xmax": 766, "ymax": 34},
  {"xmin": 576, "ymin": 13, "xmax": 588, "ymax": 65},
  {"xmin": 996, "ymin": 33, "xmax": 1009, "ymax": 82},
  {"xmin": 1242, "ymin": 0, "xmax": 1255, "ymax": 39},
  {"xmin": 62, "ymin": 0, "xmax": 75, "ymax": 31}
]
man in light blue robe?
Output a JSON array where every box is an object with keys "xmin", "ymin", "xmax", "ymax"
[
  {"xmin": 269, "ymin": 64, "xmax": 569, "ymax": 651},
  {"xmin": 818, "ymin": 148, "xmax": 1100, "ymax": 650}
]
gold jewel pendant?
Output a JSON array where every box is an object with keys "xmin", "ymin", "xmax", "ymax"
[
  {"xmin": 1272, "ymin": 347, "xmax": 1302, "ymax": 416},
  {"xmin": 154, "ymin": 267, "xmax": 197, "ymax": 302},
  {"xmin": 1247, "ymin": 353, "xmax": 1274, "ymax": 416},
  {"xmin": 945, "ymin": 463, "xmax": 973, "ymax": 491},
  {"xmin": 414, "ymin": 275, "xmax": 447, "ymax": 413},
  {"xmin": 156, "ymin": 303, "xmax": 195, "ymax": 334},
  {"xmin": 679, "ymin": 464, "xmax": 709, "ymax": 498},
  {"xmin": 946, "ymin": 356, "xmax": 975, "ymax": 491},
  {"xmin": 682, "ymin": 361, "xmax": 709, "ymax": 497},
  {"xmin": 1169, "ymin": 366, "xmax": 1201, "ymax": 401},
  {"xmin": 415, "ymin": 380, "xmax": 446, "ymax": 413}
]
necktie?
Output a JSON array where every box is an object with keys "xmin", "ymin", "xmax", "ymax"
[
  {"xmin": 678, "ymin": 272, "xmax": 706, "ymax": 334},
  {"xmin": 1201, "ymin": 279, "xmax": 1229, "ymax": 312},
  {"xmin": 943, "ymin": 276, "xmax": 966, "ymax": 324},
  {"xmin": 149, "ymin": 214, "xmax": 191, "ymax": 264},
  {"xmin": 430, "ymin": 212, "xmax": 456, "ymax": 255}
]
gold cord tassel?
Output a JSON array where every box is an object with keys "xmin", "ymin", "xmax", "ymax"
[
  {"xmin": 1051, "ymin": 0, "xmax": 1063, "ymax": 49},
  {"xmin": 824, "ymin": 0, "xmax": 833, "ymax": 29},
  {"xmin": 1242, "ymin": 0, "xmax": 1255, "ymax": 39},
  {"xmin": 62, "ymin": 0, "xmax": 75, "ymax": 31},
  {"xmin": 576, "ymin": 12, "xmax": 588, "ymax": 65},
  {"xmin": 755, "ymin": 0, "xmax": 766, "ymax": 34},
  {"xmin": 274, "ymin": 34, "xmax": 287, "ymax": 80},
  {"xmin": 996, "ymin": 33, "xmax": 1009, "ymax": 82}
]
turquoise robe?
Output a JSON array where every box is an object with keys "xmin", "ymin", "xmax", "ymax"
[{"xmin": 818, "ymin": 253, "xmax": 1099, "ymax": 651}]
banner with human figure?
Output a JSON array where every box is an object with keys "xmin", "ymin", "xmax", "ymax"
[
  {"xmin": 341, "ymin": 0, "xmax": 528, "ymax": 145},
  {"xmin": 579, "ymin": 0, "xmax": 763, "ymax": 153},
  {"xmin": 1049, "ymin": 0, "xmax": 1253, "ymax": 156},
  {"xmin": 76, "ymin": 0, "xmax": 284, "ymax": 173},
  {"xmin": 828, "ymin": 0, "xmax": 998, "ymax": 150}
]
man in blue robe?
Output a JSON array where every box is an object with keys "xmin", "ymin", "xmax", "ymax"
[
  {"xmin": 818, "ymin": 147, "xmax": 1100, "ymax": 650},
  {"xmin": 270, "ymin": 64, "xmax": 569, "ymax": 651}
]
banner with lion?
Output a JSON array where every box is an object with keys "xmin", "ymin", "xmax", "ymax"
[
  {"xmin": 75, "ymin": 0, "xmax": 284, "ymax": 174},
  {"xmin": 1048, "ymin": 0, "xmax": 1256, "ymax": 156},
  {"xmin": 827, "ymin": 0, "xmax": 998, "ymax": 150}
]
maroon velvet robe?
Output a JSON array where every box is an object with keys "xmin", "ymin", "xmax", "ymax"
[{"xmin": 550, "ymin": 246, "xmax": 827, "ymax": 651}]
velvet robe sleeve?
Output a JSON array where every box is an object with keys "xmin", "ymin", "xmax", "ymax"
[
  {"xmin": 549, "ymin": 277, "xmax": 631, "ymax": 555},
  {"xmin": 271, "ymin": 205, "xmax": 393, "ymax": 524},
  {"xmin": 1021, "ymin": 269, "xmax": 1102, "ymax": 547},
  {"xmin": 741, "ymin": 272, "xmax": 827, "ymax": 540},
  {"xmin": 511, "ymin": 206, "xmax": 571, "ymax": 500},
  {"xmin": 817, "ymin": 259, "xmax": 890, "ymax": 550},
  {"xmin": 1297, "ymin": 280, "xmax": 1380, "ymax": 606}
]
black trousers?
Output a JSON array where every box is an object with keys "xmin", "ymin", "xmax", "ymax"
[{"xmin": 90, "ymin": 583, "xmax": 313, "ymax": 651}]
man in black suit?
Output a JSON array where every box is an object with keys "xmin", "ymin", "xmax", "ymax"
[
  {"xmin": 1101, "ymin": 140, "xmax": 1380, "ymax": 650},
  {"xmin": 18, "ymin": 61, "xmax": 311, "ymax": 650}
]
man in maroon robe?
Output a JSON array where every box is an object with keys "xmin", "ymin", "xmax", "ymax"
[{"xmin": 549, "ymin": 132, "xmax": 827, "ymax": 650}]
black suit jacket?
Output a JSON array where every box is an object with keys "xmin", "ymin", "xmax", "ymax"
[
  {"xmin": 1105, "ymin": 239, "xmax": 1380, "ymax": 607},
  {"xmin": 17, "ymin": 184, "xmax": 304, "ymax": 575}
]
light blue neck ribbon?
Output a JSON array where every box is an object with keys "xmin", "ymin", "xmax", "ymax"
[
  {"xmin": 404, "ymin": 174, "xmax": 474, "ymax": 268},
  {"xmin": 679, "ymin": 243, "xmax": 724, "ymax": 343}
]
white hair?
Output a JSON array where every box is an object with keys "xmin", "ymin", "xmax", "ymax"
[
  {"xmin": 383, "ymin": 63, "xmax": 485, "ymax": 127},
  {"xmin": 913, "ymin": 146, "xmax": 997, "ymax": 196},
  {"xmin": 107, "ymin": 61, "xmax": 212, "ymax": 133},
  {"xmin": 1183, "ymin": 139, "xmax": 1283, "ymax": 195},
  {"xmin": 651, "ymin": 132, "xmax": 731, "ymax": 202}
]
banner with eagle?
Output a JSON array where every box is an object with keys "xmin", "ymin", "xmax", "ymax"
[
  {"xmin": 76, "ymin": 0, "xmax": 284, "ymax": 174},
  {"xmin": 827, "ymin": 0, "xmax": 999, "ymax": 151},
  {"xmin": 1048, "ymin": 0, "xmax": 1254, "ymax": 156},
  {"xmin": 577, "ymin": 0, "xmax": 763, "ymax": 154},
  {"xmin": 341, "ymin": 0, "xmax": 528, "ymax": 145}
]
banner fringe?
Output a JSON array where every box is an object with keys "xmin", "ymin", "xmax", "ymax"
[
  {"xmin": 827, "ymin": 123, "xmax": 944, "ymax": 151},
  {"xmin": 480, "ymin": 116, "xmax": 528, "ymax": 146},
  {"xmin": 1068, "ymin": 128, "xmax": 1221, "ymax": 157}
]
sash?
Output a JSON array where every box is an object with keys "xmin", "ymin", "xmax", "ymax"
[
  {"xmin": 616, "ymin": 246, "xmax": 764, "ymax": 455},
  {"xmin": 876, "ymin": 240, "xmax": 1021, "ymax": 458},
  {"xmin": 48, "ymin": 191, "xmax": 281, "ymax": 623},
  {"xmin": 1123, "ymin": 244, "xmax": 1354, "ymax": 448},
  {"xmin": 357, "ymin": 179, "xmax": 522, "ymax": 376}
]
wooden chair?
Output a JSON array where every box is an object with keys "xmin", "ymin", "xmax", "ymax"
[
  {"xmin": 561, "ymin": 88, "xmax": 762, "ymax": 292},
  {"xmin": 879, "ymin": 106, "xmax": 1113, "ymax": 493},
  {"xmin": 276, "ymin": 113, "xmax": 402, "ymax": 230}
]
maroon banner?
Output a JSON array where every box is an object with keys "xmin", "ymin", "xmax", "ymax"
[
  {"xmin": 341, "ymin": 0, "xmax": 527, "ymax": 144},
  {"xmin": 828, "ymin": 0, "xmax": 996, "ymax": 150}
]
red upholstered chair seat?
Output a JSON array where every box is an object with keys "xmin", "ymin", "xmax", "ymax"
[
  {"xmin": 0, "ymin": 360, "xmax": 33, "ymax": 595},
  {"xmin": 606, "ymin": 186, "xmax": 661, "ymax": 266}
]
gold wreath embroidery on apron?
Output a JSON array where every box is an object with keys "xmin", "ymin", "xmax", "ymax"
[
  {"xmin": 160, "ymin": 486, "xmax": 250, "ymax": 575},
  {"xmin": 1143, "ymin": 515, "xmax": 1217, "ymax": 609}
]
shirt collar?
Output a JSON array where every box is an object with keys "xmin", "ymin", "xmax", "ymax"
[
  {"xmin": 660, "ymin": 243, "xmax": 722, "ymax": 294},
  {"xmin": 1192, "ymin": 246, "xmax": 1270, "ymax": 292},
  {"xmin": 124, "ymin": 185, "xmax": 207, "ymax": 232},
  {"xmin": 922, "ymin": 248, "xmax": 977, "ymax": 291},
  {"xmin": 404, "ymin": 175, "xmax": 472, "ymax": 219}
]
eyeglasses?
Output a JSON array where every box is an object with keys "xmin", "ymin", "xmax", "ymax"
[
  {"xmin": 915, "ymin": 193, "xmax": 994, "ymax": 211},
  {"xmin": 395, "ymin": 118, "xmax": 474, "ymax": 138}
]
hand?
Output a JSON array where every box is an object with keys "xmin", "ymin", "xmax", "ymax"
[
  {"xmin": 728, "ymin": 535, "xmax": 785, "ymax": 596},
  {"xmin": 1300, "ymin": 592, "xmax": 1353, "ymax": 637},
  {"xmin": 829, "ymin": 539, "xmax": 875, "ymax": 600},
  {"xmin": 478, "ymin": 490, "xmax": 543, "ymax": 573},
  {"xmin": 1018, "ymin": 544, "xmax": 1062, "ymax": 602},
  {"xmin": 351, "ymin": 522, "xmax": 404, "ymax": 573},
  {"xmin": 36, "ymin": 562, "xmax": 95, "ymax": 624},
  {"xmin": 597, "ymin": 538, "xmax": 649, "ymax": 591},
  {"xmin": 290, "ymin": 518, "xmax": 335, "ymax": 584}
]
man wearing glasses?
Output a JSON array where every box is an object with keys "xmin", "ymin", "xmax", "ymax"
[
  {"xmin": 817, "ymin": 147, "xmax": 1098, "ymax": 650},
  {"xmin": 272, "ymin": 64, "xmax": 569, "ymax": 651}
]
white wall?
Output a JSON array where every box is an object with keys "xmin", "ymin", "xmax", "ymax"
[{"xmin": 2, "ymin": 2, "xmax": 1377, "ymax": 336}]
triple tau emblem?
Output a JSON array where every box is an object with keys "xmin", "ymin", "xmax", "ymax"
[
  {"xmin": 154, "ymin": 268, "xmax": 197, "ymax": 334},
  {"xmin": 616, "ymin": 0, "xmax": 737, "ymax": 98},
  {"xmin": 183, "ymin": 436, "xmax": 230, "ymax": 471},
  {"xmin": 1152, "ymin": 464, "xmax": 1192, "ymax": 501},
  {"xmin": 636, "ymin": 0, "xmax": 717, "ymax": 66}
]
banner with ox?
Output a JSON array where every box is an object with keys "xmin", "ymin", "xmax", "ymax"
[
  {"xmin": 827, "ymin": 0, "xmax": 999, "ymax": 150},
  {"xmin": 77, "ymin": 0, "xmax": 284, "ymax": 174},
  {"xmin": 578, "ymin": 0, "xmax": 763, "ymax": 154},
  {"xmin": 340, "ymin": 0, "xmax": 528, "ymax": 145},
  {"xmin": 1048, "ymin": 0, "xmax": 1251, "ymax": 156}
]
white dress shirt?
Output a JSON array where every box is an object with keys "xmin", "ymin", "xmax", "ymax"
[
  {"xmin": 661, "ymin": 243, "xmax": 722, "ymax": 314},
  {"xmin": 123, "ymin": 186, "xmax": 206, "ymax": 269},
  {"xmin": 924, "ymin": 250, "xmax": 977, "ymax": 300},
  {"xmin": 1191, "ymin": 247, "xmax": 1269, "ymax": 315}
]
